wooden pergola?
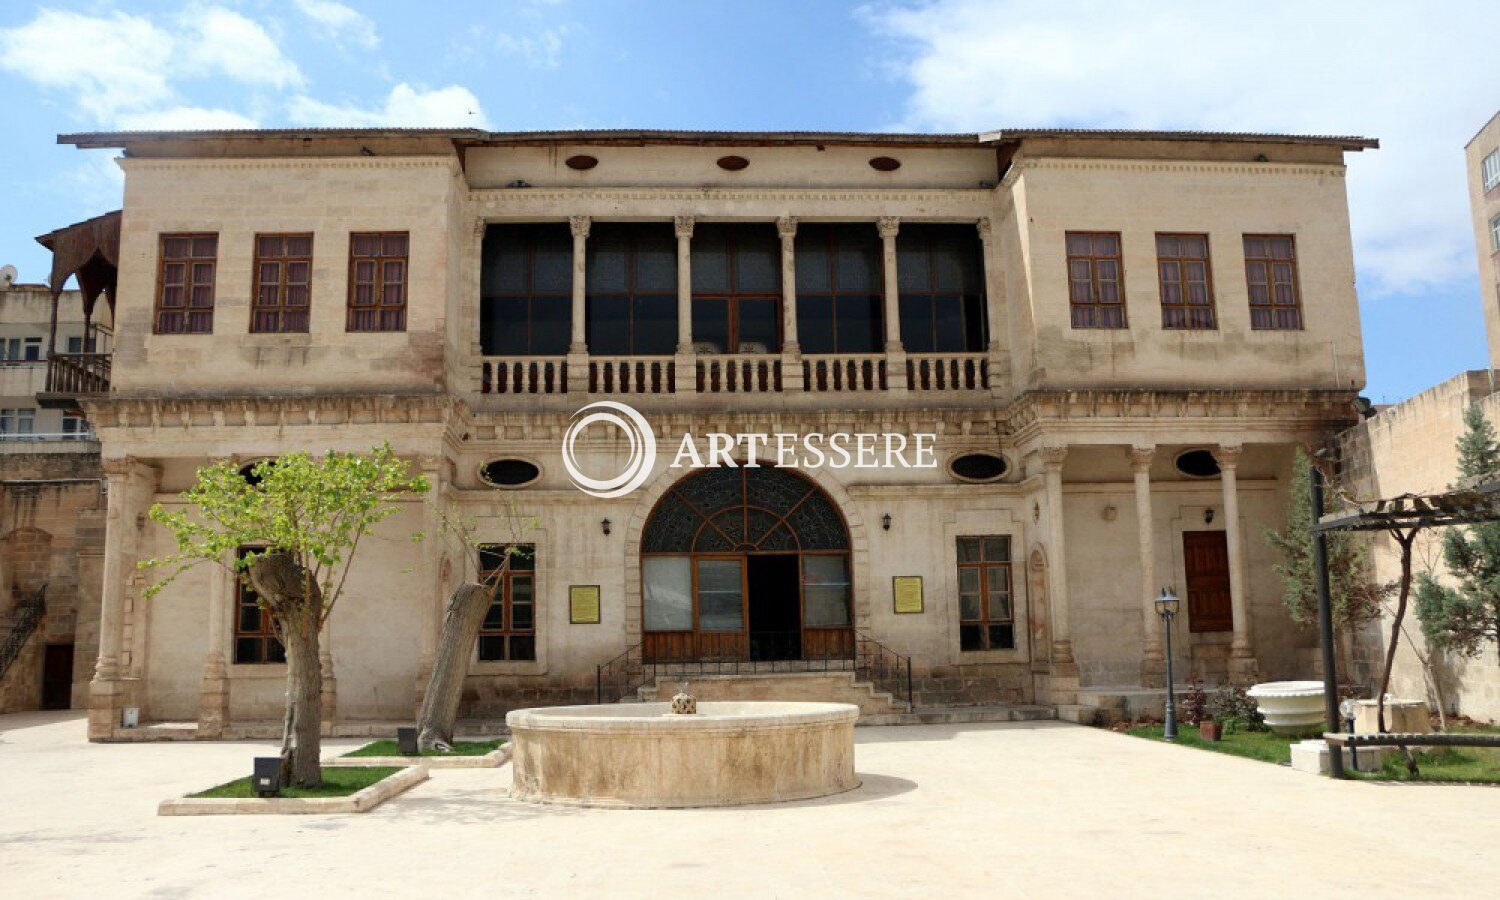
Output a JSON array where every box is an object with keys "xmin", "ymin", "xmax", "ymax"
[{"xmin": 1309, "ymin": 470, "xmax": 1500, "ymax": 776}]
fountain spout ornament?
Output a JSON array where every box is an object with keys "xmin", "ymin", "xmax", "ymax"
[{"xmin": 670, "ymin": 682, "xmax": 697, "ymax": 715}]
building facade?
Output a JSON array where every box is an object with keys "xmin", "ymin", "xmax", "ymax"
[
  {"xmin": 48, "ymin": 127, "xmax": 1375, "ymax": 738},
  {"xmin": 1467, "ymin": 112, "xmax": 1500, "ymax": 369},
  {"xmin": 0, "ymin": 276, "xmax": 107, "ymax": 713}
]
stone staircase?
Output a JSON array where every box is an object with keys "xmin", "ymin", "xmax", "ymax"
[{"xmin": 636, "ymin": 670, "xmax": 903, "ymax": 717}]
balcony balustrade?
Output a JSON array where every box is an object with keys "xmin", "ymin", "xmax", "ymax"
[{"xmin": 696, "ymin": 354, "xmax": 781, "ymax": 394}]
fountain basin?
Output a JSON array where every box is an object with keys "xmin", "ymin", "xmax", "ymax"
[
  {"xmin": 1247, "ymin": 680, "xmax": 1326, "ymax": 735},
  {"xmin": 506, "ymin": 701, "xmax": 859, "ymax": 808}
]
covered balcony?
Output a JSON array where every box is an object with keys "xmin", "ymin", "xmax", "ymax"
[{"xmin": 34, "ymin": 211, "xmax": 118, "ymax": 410}]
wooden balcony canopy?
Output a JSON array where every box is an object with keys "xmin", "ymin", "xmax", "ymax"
[{"xmin": 34, "ymin": 209, "xmax": 120, "ymax": 325}]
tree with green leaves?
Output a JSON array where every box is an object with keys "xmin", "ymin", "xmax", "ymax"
[
  {"xmin": 1265, "ymin": 448, "xmax": 1381, "ymax": 634},
  {"xmin": 1415, "ymin": 404, "xmax": 1500, "ymax": 663},
  {"xmin": 141, "ymin": 445, "xmax": 428, "ymax": 788}
]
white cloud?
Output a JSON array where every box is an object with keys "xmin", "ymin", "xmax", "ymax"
[
  {"xmin": 493, "ymin": 25, "xmax": 572, "ymax": 69},
  {"xmin": 293, "ymin": 0, "xmax": 380, "ymax": 50},
  {"xmin": 0, "ymin": 5, "xmax": 299, "ymax": 127},
  {"xmin": 289, "ymin": 83, "xmax": 490, "ymax": 129},
  {"xmin": 864, "ymin": 0, "xmax": 1500, "ymax": 296},
  {"xmin": 114, "ymin": 106, "xmax": 260, "ymax": 131}
]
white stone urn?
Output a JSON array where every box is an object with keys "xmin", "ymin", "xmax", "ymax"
[{"xmin": 1246, "ymin": 680, "xmax": 1326, "ymax": 735}]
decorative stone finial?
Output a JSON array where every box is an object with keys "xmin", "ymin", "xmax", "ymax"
[{"xmin": 670, "ymin": 682, "xmax": 697, "ymax": 715}]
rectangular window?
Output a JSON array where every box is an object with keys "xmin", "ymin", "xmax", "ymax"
[
  {"xmin": 0, "ymin": 338, "xmax": 39, "ymax": 360},
  {"xmin": 586, "ymin": 223, "xmax": 677, "ymax": 355},
  {"xmin": 795, "ymin": 223, "xmax": 884, "ymax": 353},
  {"xmin": 477, "ymin": 545, "xmax": 536, "ymax": 662},
  {"xmin": 957, "ymin": 536, "xmax": 1013, "ymax": 651},
  {"xmin": 695, "ymin": 557, "xmax": 744, "ymax": 632},
  {"xmin": 61, "ymin": 414, "xmax": 90, "ymax": 440},
  {"xmin": 252, "ymin": 233, "xmax": 313, "ymax": 333},
  {"xmin": 802, "ymin": 555, "xmax": 851, "ymax": 627},
  {"xmin": 1490, "ymin": 214, "xmax": 1500, "ymax": 253},
  {"xmin": 480, "ymin": 224, "xmax": 572, "ymax": 355},
  {"xmin": 691, "ymin": 223, "xmax": 782, "ymax": 354},
  {"xmin": 65, "ymin": 335, "xmax": 97, "ymax": 354},
  {"xmin": 643, "ymin": 556, "xmax": 693, "ymax": 631},
  {"xmin": 1485, "ymin": 149, "xmax": 1500, "ymax": 192},
  {"xmin": 1065, "ymin": 232, "xmax": 1126, "ymax": 329},
  {"xmin": 1243, "ymin": 234, "xmax": 1303, "ymax": 330},
  {"xmin": 347, "ymin": 232, "xmax": 409, "ymax": 332},
  {"xmin": 0, "ymin": 408, "xmax": 35, "ymax": 437},
  {"xmin": 1155, "ymin": 233, "xmax": 1216, "ymax": 330},
  {"xmin": 896, "ymin": 224, "xmax": 987, "ymax": 352},
  {"xmin": 155, "ymin": 233, "xmax": 218, "ymax": 334},
  {"xmin": 233, "ymin": 548, "xmax": 285, "ymax": 664}
]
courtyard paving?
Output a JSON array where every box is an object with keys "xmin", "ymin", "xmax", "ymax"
[{"xmin": 1, "ymin": 710, "xmax": 1496, "ymax": 898}]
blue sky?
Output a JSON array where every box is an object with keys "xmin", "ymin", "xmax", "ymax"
[{"xmin": 0, "ymin": 0, "xmax": 1495, "ymax": 403}]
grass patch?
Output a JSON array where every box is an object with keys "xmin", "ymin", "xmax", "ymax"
[
  {"xmin": 1125, "ymin": 724, "xmax": 1298, "ymax": 764},
  {"xmin": 343, "ymin": 738, "xmax": 506, "ymax": 758},
  {"xmin": 189, "ymin": 766, "xmax": 401, "ymax": 799},
  {"xmin": 1347, "ymin": 741, "xmax": 1500, "ymax": 784}
]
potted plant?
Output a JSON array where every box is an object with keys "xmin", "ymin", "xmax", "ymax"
[{"xmin": 1199, "ymin": 716, "xmax": 1224, "ymax": 741}]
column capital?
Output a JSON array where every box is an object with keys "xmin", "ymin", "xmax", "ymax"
[
  {"xmin": 473, "ymin": 218, "xmax": 487, "ymax": 238},
  {"xmin": 102, "ymin": 455, "xmax": 158, "ymax": 482},
  {"xmin": 569, "ymin": 215, "xmax": 591, "ymax": 239},
  {"xmin": 876, "ymin": 216, "xmax": 900, "ymax": 239},
  {"xmin": 976, "ymin": 217, "xmax": 992, "ymax": 242},
  {"xmin": 1128, "ymin": 445, "xmax": 1155, "ymax": 473},
  {"xmin": 1038, "ymin": 445, "xmax": 1068, "ymax": 472},
  {"xmin": 673, "ymin": 215, "xmax": 695, "ymax": 239},
  {"xmin": 1213, "ymin": 444, "xmax": 1243, "ymax": 470},
  {"xmin": 776, "ymin": 216, "xmax": 797, "ymax": 239}
]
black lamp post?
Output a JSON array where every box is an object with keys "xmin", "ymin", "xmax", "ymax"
[{"xmin": 1154, "ymin": 587, "xmax": 1180, "ymax": 741}]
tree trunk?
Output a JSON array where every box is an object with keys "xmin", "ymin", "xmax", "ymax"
[
  {"xmin": 1377, "ymin": 533, "xmax": 1415, "ymax": 734},
  {"xmin": 416, "ymin": 582, "xmax": 493, "ymax": 751},
  {"xmin": 249, "ymin": 551, "xmax": 325, "ymax": 788}
]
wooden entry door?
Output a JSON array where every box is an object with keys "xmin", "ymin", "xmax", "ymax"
[
  {"xmin": 1183, "ymin": 531, "xmax": 1233, "ymax": 633},
  {"xmin": 42, "ymin": 643, "xmax": 74, "ymax": 710}
]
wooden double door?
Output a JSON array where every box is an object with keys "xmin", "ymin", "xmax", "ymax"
[{"xmin": 1182, "ymin": 531, "xmax": 1233, "ymax": 633}]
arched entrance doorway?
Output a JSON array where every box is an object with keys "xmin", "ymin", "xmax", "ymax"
[{"xmin": 640, "ymin": 466, "xmax": 852, "ymax": 663}]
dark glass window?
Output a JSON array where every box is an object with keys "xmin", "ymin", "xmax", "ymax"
[
  {"xmin": 1243, "ymin": 235, "xmax": 1303, "ymax": 330},
  {"xmin": 586, "ymin": 223, "xmax": 677, "ymax": 355},
  {"xmin": 691, "ymin": 224, "xmax": 781, "ymax": 353},
  {"xmin": 897, "ymin": 225, "xmax": 986, "ymax": 352},
  {"xmin": 233, "ymin": 547, "xmax": 284, "ymax": 664},
  {"xmin": 1156, "ymin": 233, "xmax": 1216, "ymax": 330},
  {"xmin": 155, "ymin": 233, "xmax": 218, "ymax": 335},
  {"xmin": 1065, "ymin": 232, "xmax": 1126, "ymax": 329},
  {"xmin": 795, "ymin": 224, "xmax": 883, "ymax": 353},
  {"xmin": 481, "ymin": 224, "xmax": 572, "ymax": 355},
  {"xmin": 478, "ymin": 545, "xmax": 536, "ymax": 662},
  {"xmin": 957, "ymin": 536, "xmax": 1014, "ymax": 651},
  {"xmin": 252, "ymin": 234, "xmax": 313, "ymax": 334},
  {"xmin": 347, "ymin": 232, "xmax": 408, "ymax": 332}
]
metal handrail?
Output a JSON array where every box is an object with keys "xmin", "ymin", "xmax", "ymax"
[{"xmin": 0, "ymin": 585, "xmax": 47, "ymax": 680}]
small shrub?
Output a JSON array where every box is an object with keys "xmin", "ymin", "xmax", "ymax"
[
  {"xmin": 1208, "ymin": 685, "xmax": 1267, "ymax": 733},
  {"xmin": 1182, "ymin": 678, "xmax": 1209, "ymax": 725}
]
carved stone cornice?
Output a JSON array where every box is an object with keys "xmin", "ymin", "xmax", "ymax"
[
  {"xmin": 1006, "ymin": 389, "xmax": 1361, "ymax": 433},
  {"xmin": 776, "ymin": 216, "xmax": 797, "ymax": 239},
  {"xmin": 82, "ymin": 393, "xmax": 458, "ymax": 432},
  {"xmin": 569, "ymin": 215, "xmax": 591, "ymax": 239},
  {"xmin": 472, "ymin": 188, "xmax": 993, "ymax": 206},
  {"xmin": 998, "ymin": 156, "xmax": 1345, "ymax": 191},
  {"xmin": 121, "ymin": 156, "xmax": 460, "ymax": 173},
  {"xmin": 876, "ymin": 216, "xmax": 900, "ymax": 239},
  {"xmin": 673, "ymin": 216, "xmax": 695, "ymax": 239}
]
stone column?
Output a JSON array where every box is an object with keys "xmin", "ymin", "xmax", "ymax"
[
  {"xmin": 976, "ymin": 217, "xmax": 1009, "ymax": 395},
  {"xmin": 1040, "ymin": 446, "xmax": 1077, "ymax": 697},
  {"xmin": 877, "ymin": 217, "xmax": 908, "ymax": 391},
  {"xmin": 414, "ymin": 455, "xmax": 449, "ymax": 715},
  {"xmin": 195, "ymin": 553, "xmax": 232, "ymax": 737},
  {"xmin": 777, "ymin": 216, "xmax": 804, "ymax": 390},
  {"xmin": 1131, "ymin": 446, "xmax": 1164, "ymax": 686},
  {"xmin": 566, "ymin": 215, "xmax": 591, "ymax": 393},
  {"xmin": 673, "ymin": 216, "xmax": 697, "ymax": 393},
  {"xmin": 89, "ymin": 457, "xmax": 158, "ymax": 740},
  {"xmin": 1215, "ymin": 444, "xmax": 1258, "ymax": 682}
]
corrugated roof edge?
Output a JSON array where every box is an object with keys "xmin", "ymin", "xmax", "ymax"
[{"xmin": 57, "ymin": 126, "xmax": 1377, "ymax": 151}]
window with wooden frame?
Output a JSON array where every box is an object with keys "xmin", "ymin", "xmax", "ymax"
[
  {"xmin": 1065, "ymin": 232, "xmax": 1126, "ymax": 329},
  {"xmin": 1484, "ymin": 149, "xmax": 1500, "ymax": 193},
  {"xmin": 1243, "ymin": 234, "xmax": 1303, "ymax": 330},
  {"xmin": 155, "ymin": 233, "xmax": 218, "ymax": 334},
  {"xmin": 480, "ymin": 224, "xmax": 572, "ymax": 355},
  {"xmin": 691, "ymin": 223, "xmax": 781, "ymax": 353},
  {"xmin": 957, "ymin": 536, "xmax": 1014, "ymax": 651},
  {"xmin": 477, "ymin": 544, "xmax": 536, "ymax": 662},
  {"xmin": 586, "ymin": 223, "xmax": 677, "ymax": 355},
  {"xmin": 233, "ymin": 547, "xmax": 284, "ymax": 664},
  {"xmin": 1155, "ymin": 233, "xmax": 1216, "ymax": 330},
  {"xmin": 896, "ymin": 224, "xmax": 987, "ymax": 352},
  {"xmin": 347, "ymin": 232, "xmax": 409, "ymax": 332},
  {"xmin": 795, "ymin": 223, "xmax": 884, "ymax": 353},
  {"xmin": 252, "ymin": 233, "xmax": 313, "ymax": 333}
]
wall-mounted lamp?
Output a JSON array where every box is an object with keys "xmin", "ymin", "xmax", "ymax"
[
  {"xmin": 881, "ymin": 513, "xmax": 892, "ymax": 531},
  {"xmin": 600, "ymin": 518, "xmax": 612, "ymax": 536},
  {"xmin": 1203, "ymin": 507, "xmax": 1215, "ymax": 525},
  {"xmin": 1102, "ymin": 504, "xmax": 1118, "ymax": 522}
]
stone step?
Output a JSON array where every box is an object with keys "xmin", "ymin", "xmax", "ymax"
[
  {"xmin": 860, "ymin": 704, "xmax": 1058, "ymax": 727},
  {"xmin": 637, "ymin": 670, "xmax": 901, "ymax": 716}
]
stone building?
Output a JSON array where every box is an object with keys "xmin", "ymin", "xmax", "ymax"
[
  {"xmin": 1468, "ymin": 112, "xmax": 1500, "ymax": 368},
  {"xmin": 0, "ymin": 271, "xmax": 109, "ymax": 713},
  {"xmin": 45, "ymin": 126, "xmax": 1377, "ymax": 739}
]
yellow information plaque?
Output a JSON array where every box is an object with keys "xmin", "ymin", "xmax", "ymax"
[
  {"xmin": 569, "ymin": 585, "xmax": 601, "ymax": 624},
  {"xmin": 892, "ymin": 576, "xmax": 924, "ymax": 614}
]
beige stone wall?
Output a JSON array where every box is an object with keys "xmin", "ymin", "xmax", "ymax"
[
  {"xmin": 1336, "ymin": 371, "xmax": 1500, "ymax": 722},
  {"xmin": 1465, "ymin": 112, "xmax": 1500, "ymax": 368}
]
